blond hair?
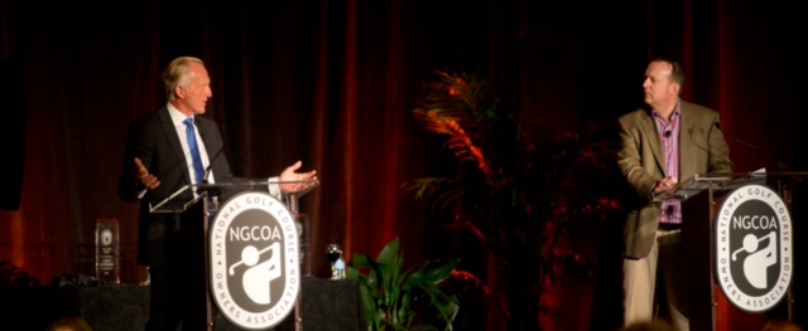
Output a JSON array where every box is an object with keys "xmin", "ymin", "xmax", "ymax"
[{"xmin": 162, "ymin": 56, "xmax": 204, "ymax": 101}]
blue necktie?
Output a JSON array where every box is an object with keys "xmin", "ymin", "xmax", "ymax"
[{"xmin": 183, "ymin": 118, "xmax": 206, "ymax": 184}]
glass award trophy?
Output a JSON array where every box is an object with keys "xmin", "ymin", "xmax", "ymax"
[{"xmin": 95, "ymin": 218, "xmax": 120, "ymax": 284}]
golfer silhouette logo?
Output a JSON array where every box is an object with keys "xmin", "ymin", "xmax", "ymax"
[
  {"xmin": 731, "ymin": 231, "xmax": 777, "ymax": 289},
  {"xmin": 209, "ymin": 191, "xmax": 301, "ymax": 329},
  {"xmin": 716, "ymin": 184, "xmax": 793, "ymax": 313},
  {"xmin": 228, "ymin": 242, "xmax": 282, "ymax": 304}
]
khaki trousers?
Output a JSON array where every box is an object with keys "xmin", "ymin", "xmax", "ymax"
[{"xmin": 623, "ymin": 230, "xmax": 689, "ymax": 330}]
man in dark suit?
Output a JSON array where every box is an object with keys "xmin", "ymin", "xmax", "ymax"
[
  {"xmin": 617, "ymin": 57, "xmax": 733, "ymax": 330},
  {"xmin": 118, "ymin": 56, "xmax": 317, "ymax": 330}
]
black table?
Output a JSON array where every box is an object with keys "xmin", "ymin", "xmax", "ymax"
[{"xmin": 0, "ymin": 278, "xmax": 365, "ymax": 331}]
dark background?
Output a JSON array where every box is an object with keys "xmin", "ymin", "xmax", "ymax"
[{"xmin": 1, "ymin": 0, "xmax": 802, "ymax": 330}]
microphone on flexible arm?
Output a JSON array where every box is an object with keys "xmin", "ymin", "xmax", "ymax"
[
  {"xmin": 135, "ymin": 120, "xmax": 228, "ymax": 200},
  {"xmin": 196, "ymin": 117, "xmax": 228, "ymax": 185},
  {"xmin": 202, "ymin": 144, "xmax": 226, "ymax": 185},
  {"xmin": 728, "ymin": 135, "xmax": 787, "ymax": 172},
  {"xmin": 710, "ymin": 121, "xmax": 787, "ymax": 171},
  {"xmin": 198, "ymin": 122, "xmax": 230, "ymax": 203},
  {"xmin": 687, "ymin": 124, "xmax": 784, "ymax": 183},
  {"xmin": 195, "ymin": 143, "xmax": 227, "ymax": 211}
]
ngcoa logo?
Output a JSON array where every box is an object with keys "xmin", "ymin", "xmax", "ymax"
[
  {"xmin": 716, "ymin": 184, "xmax": 792, "ymax": 312},
  {"xmin": 209, "ymin": 191, "xmax": 300, "ymax": 329}
]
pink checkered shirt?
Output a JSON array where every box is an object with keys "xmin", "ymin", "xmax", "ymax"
[{"xmin": 653, "ymin": 102, "xmax": 681, "ymax": 225}]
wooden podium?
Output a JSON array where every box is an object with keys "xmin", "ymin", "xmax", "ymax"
[
  {"xmin": 660, "ymin": 172, "xmax": 806, "ymax": 331},
  {"xmin": 150, "ymin": 179, "xmax": 318, "ymax": 331}
]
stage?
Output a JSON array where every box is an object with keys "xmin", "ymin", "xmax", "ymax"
[{"xmin": 0, "ymin": 277, "xmax": 365, "ymax": 331}]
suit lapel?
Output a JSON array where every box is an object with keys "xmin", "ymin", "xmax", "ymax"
[
  {"xmin": 679, "ymin": 102, "xmax": 698, "ymax": 180},
  {"xmin": 640, "ymin": 110, "xmax": 666, "ymax": 175},
  {"xmin": 158, "ymin": 107, "xmax": 192, "ymax": 185}
]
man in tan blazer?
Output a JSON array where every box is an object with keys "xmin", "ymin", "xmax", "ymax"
[{"xmin": 617, "ymin": 58, "xmax": 733, "ymax": 330}]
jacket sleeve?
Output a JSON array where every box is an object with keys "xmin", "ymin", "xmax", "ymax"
[{"xmin": 617, "ymin": 115, "xmax": 658, "ymax": 203}]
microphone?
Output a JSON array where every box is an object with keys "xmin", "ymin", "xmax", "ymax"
[
  {"xmin": 728, "ymin": 136, "xmax": 787, "ymax": 171},
  {"xmin": 696, "ymin": 119, "xmax": 785, "ymax": 171},
  {"xmin": 202, "ymin": 144, "xmax": 226, "ymax": 184},
  {"xmin": 195, "ymin": 117, "xmax": 228, "ymax": 184},
  {"xmin": 195, "ymin": 144, "xmax": 226, "ymax": 205},
  {"xmin": 663, "ymin": 130, "xmax": 672, "ymax": 138}
]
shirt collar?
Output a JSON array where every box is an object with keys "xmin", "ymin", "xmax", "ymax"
[
  {"xmin": 652, "ymin": 99, "xmax": 682, "ymax": 122},
  {"xmin": 167, "ymin": 102, "xmax": 192, "ymax": 126}
]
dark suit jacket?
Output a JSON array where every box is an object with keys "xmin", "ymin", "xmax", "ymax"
[
  {"xmin": 617, "ymin": 100, "xmax": 733, "ymax": 259},
  {"xmin": 118, "ymin": 106, "xmax": 235, "ymax": 266}
]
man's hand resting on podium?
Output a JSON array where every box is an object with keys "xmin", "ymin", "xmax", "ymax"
[
  {"xmin": 652, "ymin": 176, "xmax": 677, "ymax": 194},
  {"xmin": 279, "ymin": 161, "xmax": 318, "ymax": 193}
]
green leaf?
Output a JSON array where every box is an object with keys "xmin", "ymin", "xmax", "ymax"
[{"xmin": 348, "ymin": 236, "xmax": 460, "ymax": 330}]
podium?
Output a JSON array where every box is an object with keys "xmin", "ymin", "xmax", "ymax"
[
  {"xmin": 150, "ymin": 179, "xmax": 319, "ymax": 331},
  {"xmin": 658, "ymin": 172, "xmax": 806, "ymax": 330}
]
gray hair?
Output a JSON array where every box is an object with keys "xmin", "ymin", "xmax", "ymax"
[{"xmin": 162, "ymin": 56, "xmax": 205, "ymax": 101}]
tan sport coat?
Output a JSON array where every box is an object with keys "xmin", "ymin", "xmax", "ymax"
[{"xmin": 617, "ymin": 100, "xmax": 733, "ymax": 259}]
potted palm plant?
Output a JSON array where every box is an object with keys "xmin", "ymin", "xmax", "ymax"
[
  {"xmin": 347, "ymin": 237, "xmax": 461, "ymax": 331},
  {"xmin": 406, "ymin": 71, "xmax": 628, "ymax": 330}
]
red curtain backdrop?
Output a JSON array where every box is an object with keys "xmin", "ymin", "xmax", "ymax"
[{"xmin": 0, "ymin": 1, "xmax": 800, "ymax": 330}]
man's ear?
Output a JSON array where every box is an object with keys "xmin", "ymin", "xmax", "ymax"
[
  {"xmin": 174, "ymin": 85, "xmax": 184, "ymax": 99},
  {"xmin": 670, "ymin": 82, "xmax": 681, "ymax": 96}
]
